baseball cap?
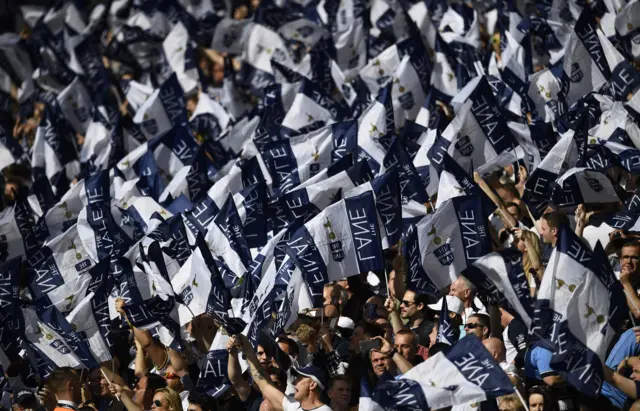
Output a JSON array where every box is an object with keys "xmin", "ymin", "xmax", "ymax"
[
  {"xmin": 427, "ymin": 296, "xmax": 464, "ymax": 315},
  {"xmin": 12, "ymin": 390, "xmax": 36, "ymax": 407},
  {"xmin": 291, "ymin": 365, "xmax": 327, "ymax": 391}
]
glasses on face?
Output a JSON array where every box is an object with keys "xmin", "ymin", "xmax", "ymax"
[
  {"xmin": 153, "ymin": 400, "xmax": 164, "ymax": 407},
  {"xmin": 164, "ymin": 372, "xmax": 180, "ymax": 380},
  {"xmin": 401, "ymin": 300, "xmax": 416, "ymax": 307},
  {"xmin": 464, "ymin": 323, "xmax": 481, "ymax": 329}
]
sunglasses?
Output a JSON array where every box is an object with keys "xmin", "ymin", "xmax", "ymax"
[
  {"xmin": 153, "ymin": 400, "xmax": 165, "ymax": 407},
  {"xmin": 164, "ymin": 372, "xmax": 180, "ymax": 380},
  {"xmin": 401, "ymin": 300, "xmax": 416, "ymax": 307},
  {"xmin": 464, "ymin": 323, "xmax": 481, "ymax": 329}
]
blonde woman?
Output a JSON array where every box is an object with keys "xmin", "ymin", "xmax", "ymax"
[
  {"xmin": 514, "ymin": 229, "xmax": 543, "ymax": 296},
  {"xmin": 151, "ymin": 388, "xmax": 183, "ymax": 411}
]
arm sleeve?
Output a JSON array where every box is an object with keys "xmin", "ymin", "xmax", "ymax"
[{"xmin": 535, "ymin": 347, "xmax": 558, "ymax": 378}]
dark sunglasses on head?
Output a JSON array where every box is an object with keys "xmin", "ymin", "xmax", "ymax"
[
  {"xmin": 153, "ymin": 400, "xmax": 164, "ymax": 407},
  {"xmin": 465, "ymin": 323, "xmax": 481, "ymax": 329}
]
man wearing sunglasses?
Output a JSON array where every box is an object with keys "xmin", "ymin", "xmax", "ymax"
[
  {"xmin": 230, "ymin": 334, "xmax": 332, "ymax": 411},
  {"xmin": 464, "ymin": 313, "xmax": 490, "ymax": 341},
  {"xmin": 385, "ymin": 290, "xmax": 434, "ymax": 347}
]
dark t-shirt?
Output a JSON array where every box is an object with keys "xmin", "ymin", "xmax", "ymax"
[
  {"xmin": 412, "ymin": 320, "xmax": 434, "ymax": 347},
  {"xmin": 242, "ymin": 388, "xmax": 263, "ymax": 411}
]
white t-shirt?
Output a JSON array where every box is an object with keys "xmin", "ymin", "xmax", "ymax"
[{"xmin": 281, "ymin": 396, "xmax": 333, "ymax": 411}]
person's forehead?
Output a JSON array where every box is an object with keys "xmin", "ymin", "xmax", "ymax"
[
  {"xmin": 402, "ymin": 290, "xmax": 415, "ymax": 300},
  {"xmin": 332, "ymin": 380, "xmax": 351, "ymax": 389},
  {"xmin": 622, "ymin": 245, "xmax": 640, "ymax": 255},
  {"xmin": 371, "ymin": 351, "xmax": 388, "ymax": 360},
  {"xmin": 394, "ymin": 334, "xmax": 413, "ymax": 344}
]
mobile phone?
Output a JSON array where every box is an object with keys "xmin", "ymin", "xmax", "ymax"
[{"xmin": 359, "ymin": 339, "xmax": 382, "ymax": 353}]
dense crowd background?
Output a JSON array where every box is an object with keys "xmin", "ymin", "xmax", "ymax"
[{"xmin": 1, "ymin": 0, "xmax": 640, "ymax": 411}]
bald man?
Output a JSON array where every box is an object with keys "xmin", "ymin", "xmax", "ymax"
[
  {"xmin": 483, "ymin": 338, "xmax": 505, "ymax": 363},
  {"xmin": 484, "ymin": 338, "xmax": 517, "ymax": 382}
]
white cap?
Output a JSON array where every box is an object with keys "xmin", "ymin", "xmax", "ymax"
[
  {"xmin": 428, "ymin": 295, "xmax": 465, "ymax": 316},
  {"xmin": 366, "ymin": 271, "xmax": 380, "ymax": 287},
  {"xmin": 337, "ymin": 316, "xmax": 355, "ymax": 330}
]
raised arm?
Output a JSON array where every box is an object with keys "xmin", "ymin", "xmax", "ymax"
[
  {"xmin": 384, "ymin": 297, "xmax": 405, "ymax": 334},
  {"xmin": 235, "ymin": 335, "xmax": 285, "ymax": 411},
  {"xmin": 116, "ymin": 299, "xmax": 169, "ymax": 370},
  {"xmin": 227, "ymin": 337, "xmax": 252, "ymax": 402}
]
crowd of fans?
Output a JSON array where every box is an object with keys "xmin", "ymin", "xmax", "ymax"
[
  {"xmin": 1, "ymin": 0, "xmax": 640, "ymax": 410},
  {"xmin": 3, "ymin": 185, "xmax": 640, "ymax": 410}
]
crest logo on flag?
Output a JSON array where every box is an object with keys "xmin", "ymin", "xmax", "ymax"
[
  {"xmin": 455, "ymin": 135, "xmax": 474, "ymax": 157},
  {"xmin": 633, "ymin": 33, "xmax": 640, "ymax": 45},
  {"xmin": 271, "ymin": 48, "xmax": 287, "ymax": 63},
  {"xmin": 223, "ymin": 23, "xmax": 243, "ymax": 48},
  {"xmin": 143, "ymin": 116, "xmax": 158, "ymax": 135},
  {"xmin": 296, "ymin": 26, "xmax": 314, "ymax": 38},
  {"xmin": 72, "ymin": 102, "xmax": 89, "ymax": 123},
  {"xmin": 428, "ymin": 225, "xmax": 454, "ymax": 265},
  {"xmin": 339, "ymin": 9, "xmax": 348, "ymax": 26},
  {"xmin": 584, "ymin": 174, "xmax": 603, "ymax": 192},
  {"xmin": 50, "ymin": 339, "xmax": 71, "ymax": 354},
  {"xmin": 323, "ymin": 218, "xmax": 344, "ymax": 261},
  {"xmin": 570, "ymin": 63, "xmax": 583, "ymax": 83},
  {"xmin": 341, "ymin": 84, "xmax": 352, "ymax": 100},
  {"xmin": 180, "ymin": 285, "xmax": 194, "ymax": 306},
  {"xmin": 398, "ymin": 92, "xmax": 415, "ymax": 110}
]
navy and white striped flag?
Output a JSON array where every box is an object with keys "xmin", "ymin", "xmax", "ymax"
[
  {"xmin": 286, "ymin": 191, "xmax": 386, "ymax": 305},
  {"xmin": 462, "ymin": 249, "xmax": 535, "ymax": 328},
  {"xmin": 403, "ymin": 195, "xmax": 491, "ymax": 297},
  {"xmin": 531, "ymin": 227, "xmax": 626, "ymax": 397},
  {"xmin": 369, "ymin": 336, "xmax": 514, "ymax": 410}
]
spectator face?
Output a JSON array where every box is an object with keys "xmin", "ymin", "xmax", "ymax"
[
  {"xmin": 269, "ymin": 372, "xmax": 285, "ymax": 392},
  {"xmin": 293, "ymin": 376, "xmax": 314, "ymax": 402},
  {"xmin": 328, "ymin": 380, "xmax": 351, "ymax": 408},
  {"xmin": 464, "ymin": 316, "xmax": 487, "ymax": 340},
  {"xmin": 370, "ymin": 350, "xmax": 392, "ymax": 377},
  {"xmin": 349, "ymin": 326, "xmax": 366, "ymax": 352},
  {"xmin": 449, "ymin": 278, "xmax": 471, "ymax": 304},
  {"xmin": 163, "ymin": 365, "xmax": 182, "ymax": 391},
  {"xmin": 132, "ymin": 377, "xmax": 150, "ymax": 409},
  {"xmin": 151, "ymin": 392, "xmax": 171, "ymax": 411},
  {"xmin": 627, "ymin": 357, "xmax": 640, "ymax": 380},
  {"xmin": 394, "ymin": 333, "xmax": 416, "ymax": 361},
  {"xmin": 363, "ymin": 297, "xmax": 387, "ymax": 322},
  {"xmin": 506, "ymin": 204, "xmax": 521, "ymax": 222},
  {"xmin": 529, "ymin": 393, "xmax": 544, "ymax": 411},
  {"xmin": 621, "ymin": 245, "xmax": 640, "ymax": 277},
  {"xmin": 89, "ymin": 369, "xmax": 109, "ymax": 396},
  {"xmin": 538, "ymin": 219, "xmax": 555, "ymax": 244},
  {"xmin": 301, "ymin": 337, "xmax": 319, "ymax": 354},
  {"xmin": 257, "ymin": 345, "xmax": 272, "ymax": 368},
  {"xmin": 399, "ymin": 290, "xmax": 421, "ymax": 319}
]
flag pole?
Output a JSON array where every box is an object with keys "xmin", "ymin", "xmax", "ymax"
[
  {"xmin": 623, "ymin": 289, "xmax": 638, "ymax": 326},
  {"xmin": 100, "ymin": 368, "xmax": 121, "ymax": 402},
  {"xmin": 515, "ymin": 388, "xmax": 530, "ymax": 411}
]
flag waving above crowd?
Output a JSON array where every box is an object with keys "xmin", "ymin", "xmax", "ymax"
[{"xmin": 2, "ymin": 0, "xmax": 640, "ymax": 410}]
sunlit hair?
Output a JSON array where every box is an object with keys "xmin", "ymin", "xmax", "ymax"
[
  {"xmin": 295, "ymin": 323, "xmax": 317, "ymax": 344},
  {"xmin": 154, "ymin": 388, "xmax": 183, "ymax": 411},
  {"xmin": 521, "ymin": 230, "xmax": 541, "ymax": 287}
]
